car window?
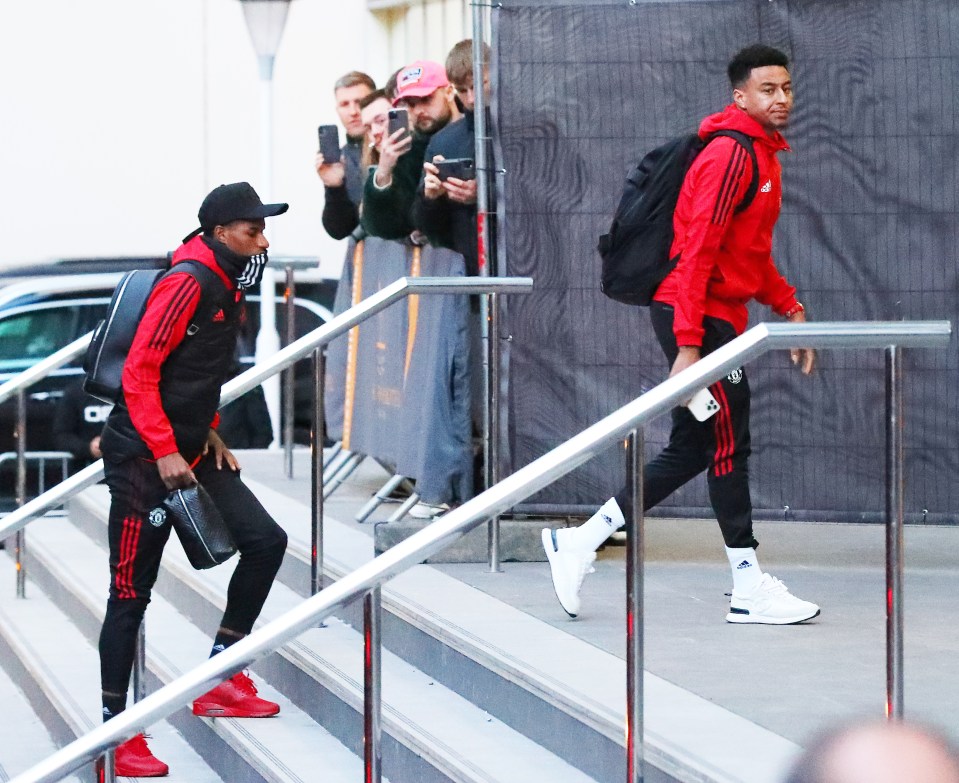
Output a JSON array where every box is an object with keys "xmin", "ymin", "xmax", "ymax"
[{"xmin": 0, "ymin": 307, "xmax": 78, "ymax": 371}]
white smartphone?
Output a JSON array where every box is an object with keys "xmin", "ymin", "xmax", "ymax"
[{"xmin": 686, "ymin": 387, "xmax": 720, "ymax": 421}]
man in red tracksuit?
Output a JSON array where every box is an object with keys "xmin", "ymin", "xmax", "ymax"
[
  {"xmin": 543, "ymin": 45, "xmax": 819, "ymax": 625},
  {"xmin": 98, "ymin": 183, "xmax": 289, "ymax": 776}
]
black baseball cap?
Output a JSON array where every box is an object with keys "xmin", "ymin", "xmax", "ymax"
[{"xmin": 184, "ymin": 182, "xmax": 288, "ymax": 242}]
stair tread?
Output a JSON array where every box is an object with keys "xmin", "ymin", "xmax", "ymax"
[
  {"xmin": 0, "ymin": 550, "xmax": 223, "ymax": 783},
  {"xmin": 0, "ymin": 637, "xmax": 81, "ymax": 783},
  {"xmin": 241, "ymin": 477, "xmax": 801, "ymax": 781},
  {"xmin": 71, "ymin": 472, "xmax": 801, "ymax": 783},
  {"xmin": 24, "ymin": 515, "xmax": 383, "ymax": 783},
  {"xmin": 60, "ymin": 492, "xmax": 598, "ymax": 783}
]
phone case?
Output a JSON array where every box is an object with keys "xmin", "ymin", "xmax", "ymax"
[
  {"xmin": 437, "ymin": 158, "xmax": 475, "ymax": 181},
  {"xmin": 318, "ymin": 125, "xmax": 340, "ymax": 162},
  {"xmin": 388, "ymin": 110, "xmax": 409, "ymax": 138},
  {"xmin": 686, "ymin": 387, "xmax": 720, "ymax": 421}
]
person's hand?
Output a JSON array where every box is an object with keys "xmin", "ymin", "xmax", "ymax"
[
  {"xmin": 423, "ymin": 156, "xmax": 445, "ymax": 200},
  {"xmin": 89, "ymin": 435, "xmax": 102, "ymax": 460},
  {"xmin": 669, "ymin": 346, "xmax": 702, "ymax": 406},
  {"xmin": 787, "ymin": 308, "xmax": 816, "ymax": 375},
  {"xmin": 443, "ymin": 176, "xmax": 477, "ymax": 205},
  {"xmin": 669, "ymin": 346, "xmax": 701, "ymax": 379},
  {"xmin": 203, "ymin": 429, "xmax": 240, "ymax": 472},
  {"xmin": 374, "ymin": 128, "xmax": 413, "ymax": 186},
  {"xmin": 156, "ymin": 452, "xmax": 196, "ymax": 491},
  {"xmin": 314, "ymin": 151, "xmax": 346, "ymax": 188}
]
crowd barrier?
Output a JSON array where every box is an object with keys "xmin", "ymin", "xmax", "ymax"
[{"xmin": 325, "ymin": 237, "xmax": 474, "ymax": 507}]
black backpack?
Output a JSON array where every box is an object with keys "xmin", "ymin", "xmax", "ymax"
[
  {"xmin": 597, "ymin": 130, "xmax": 759, "ymax": 306},
  {"xmin": 83, "ymin": 261, "xmax": 223, "ymax": 404}
]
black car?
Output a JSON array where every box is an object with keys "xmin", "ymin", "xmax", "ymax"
[{"xmin": 0, "ymin": 273, "xmax": 334, "ymax": 498}]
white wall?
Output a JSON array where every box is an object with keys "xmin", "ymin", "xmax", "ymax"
[{"xmin": 0, "ymin": 0, "xmax": 470, "ymax": 278}]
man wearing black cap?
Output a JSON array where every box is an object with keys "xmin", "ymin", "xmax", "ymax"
[{"xmin": 97, "ymin": 183, "xmax": 290, "ymax": 777}]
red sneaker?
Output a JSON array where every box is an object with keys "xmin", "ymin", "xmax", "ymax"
[
  {"xmin": 113, "ymin": 733, "xmax": 169, "ymax": 777},
  {"xmin": 192, "ymin": 671, "xmax": 280, "ymax": 718}
]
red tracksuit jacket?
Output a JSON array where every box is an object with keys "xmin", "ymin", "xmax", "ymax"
[{"xmin": 654, "ymin": 104, "xmax": 800, "ymax": 347}]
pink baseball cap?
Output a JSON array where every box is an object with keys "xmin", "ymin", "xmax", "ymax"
[{"xmin": 392, "ymin": 60, "xmax": 449, "ymax": 105}]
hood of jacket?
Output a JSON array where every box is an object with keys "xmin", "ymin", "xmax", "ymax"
[{"xmin": 699, "ymin": 103, "xmax": 790, "ymax": 155}]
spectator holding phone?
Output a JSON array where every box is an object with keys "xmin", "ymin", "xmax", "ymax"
[
  {"xmin": 315, "ymin": 71, "xmax": 376, "ymax": 239},
  {"xmin": 361, "ymin": 60, "xmax": 460, "ymax": 240},
  {"xmin": 413, "ymin": 40, "xmax": 490, "ymax": 275},
  {"xmin": 358, "ymin": 89, "xmax": 394, "ymax": 169}
]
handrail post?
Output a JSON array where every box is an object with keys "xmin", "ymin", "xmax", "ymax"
[
  {"xmin": 283, "ymin": 265, "xmax": 296, "ymax": 478},
  {"xmin": 487, "ymin": 292, "xmax": 502, "ymax": 572},
  {"xmin": 98, "ymin": 748, "xmax": 116, "ymax": 783},
  {"xmin": 625, "ymin": 429, "xmax": 645, "ymax": 782},
  {"xmin": 312, "ymin": 347, "xmax": 325, "ymax": 596},
  {"xmin": 133, "ymin": 620, "xmax": 146, "ymax": 704},
  {"xmin": 885, "ymin": 345, "xmax": 905, "ymax": 719},
  {"xmin": 15, "ymin": 388, "xmax": 27, "ymax": 598},
  {"xmin": 364, "ymin": 586, "xmax": 382, "ymax": 783}
]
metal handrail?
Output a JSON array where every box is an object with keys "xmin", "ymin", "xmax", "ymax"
[
  {"xmin": 0, "ymin": 276, "xmax": 534, "ymax": 542},
  {"xmin": 0, "ymin": 334, "xmax": 91, "ymax": 406},
  {"xmin": 9, "ymin": 319, "xmax": 949, "ymax": 783}
]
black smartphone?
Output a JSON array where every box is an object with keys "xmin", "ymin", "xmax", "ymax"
[
  {"xmin": 317, "ymin": 124, "xmax": 340, "ymax": 163},
  {"xmin": 387, "ymin": 109, "xmax": 409, "ymax": 139},
  {"xmin": 435, "ymin": 158, "xmax": 476, "ymax": 181}
]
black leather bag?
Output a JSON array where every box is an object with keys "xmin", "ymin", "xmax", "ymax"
[{"xmin": 163, "ymin": 485, "xmax": 236, "ymax": 570}]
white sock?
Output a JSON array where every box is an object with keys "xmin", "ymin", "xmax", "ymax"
[
  {"xmin": 726, "ymin": 546, "xmax": 763, "ymax": 594},
  {"xmin": 562, "ymin": 498, "xmax": 625, "ymax": 551}
]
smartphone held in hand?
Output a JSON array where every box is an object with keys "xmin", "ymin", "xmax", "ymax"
[
  {"xmin": 686, "ymin": 387, "xmax": 720, "ymax": 421},
  {"xmin": 317, "ymin": 124, "xmax": 340, "ymax": 163},
  {"xmin": 387, "ymin": 109, "xmax": 409, "ymax": 139},
  {"xmin": 435, "ymin": 157, "xmax": 476, "ymax": 181}
]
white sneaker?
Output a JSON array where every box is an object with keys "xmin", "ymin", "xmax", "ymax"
[
  {"xmin": 541, "ymin": 528, "xmax": 596, "ymax": 618},
  {"xmin": 726, "ymin": 573, "xmax": 820, "ymax": 625},
  {"xmin": 408, "ymin": 502, "xmax": 450, "ymax": 519}
]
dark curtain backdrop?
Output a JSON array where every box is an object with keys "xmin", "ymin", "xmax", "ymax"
[{"xmin": 493, "ymin": 0, "xmax": 959, "ymax": 522}]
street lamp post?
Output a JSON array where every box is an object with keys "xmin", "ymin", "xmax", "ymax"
[{"xmin": 238, "ymin": 0, "xmax": 293, "ymax": 446}]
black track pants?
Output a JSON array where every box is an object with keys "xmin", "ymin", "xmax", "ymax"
[
  {"xmin": 99, "ymin": 451, "xmax": 287, "ymax": 698},
  {"xmin": 615, "ymin": 302, "xmax": 757, "ymax": 549}
]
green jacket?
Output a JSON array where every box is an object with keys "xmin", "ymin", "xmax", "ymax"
[{"xmin": 360, "ymin": 132, "xmax": 431, "ymax": 240}]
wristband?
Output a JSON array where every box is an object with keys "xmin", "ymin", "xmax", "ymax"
[{"xmin": 784, "ymin": 301, "xmax": 805, "ymax": 318}]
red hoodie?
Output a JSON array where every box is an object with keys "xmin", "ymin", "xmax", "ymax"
[
  {"xmin": 122, "ymin": 236, "xmax": 234, "ymax": 459},
  {"xmin": 653, "ymin": 104, "xmax": 799, "ymax": 347}
]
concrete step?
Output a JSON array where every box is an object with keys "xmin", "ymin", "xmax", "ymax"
[
  {"xmin": 47, "ymin": 491, "xmax": 594, "ymax": 783},
  {"xmin": 0, "ymin": 548, "xmax": 222, "ymax": 783},
  {"xmin": 373, "ymin": 517, "xmax": 548, "ymax": 563},
  {"xmin": 263, "ymin": 475, "xmax": 806, "ymax": 783},
  {"xmin": 72, "ymin": 473, "xmax": 799, "ymax": 783},
  {"xmin": 22, "ymin": 513, "xmax": 379, "ymax": 783},
  {"xmin": 0, "ymin": 629, "xmax": 81, "ymax": 783}
]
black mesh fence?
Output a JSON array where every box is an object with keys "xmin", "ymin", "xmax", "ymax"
[{"xmin": 492, "ymin": 0, "xmax": 959, "ymax": 522}]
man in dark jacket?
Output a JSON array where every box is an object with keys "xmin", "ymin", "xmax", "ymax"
[
  {"xmin": 52, "ymin": 379, "xmax": 112, "ymax": 471},
  {"xmin": 361, "ymin": 60, "xmax": 460, "ymax": 240},
  {"xmin": 97, "ymin": 183, "xmax": 289, "ymax": 776},
  {"xmin": 315, "ymin": 71, "xmax": 375, "ymax": 239},
  {"xmin": 543, "ymin": 45, "xmax": 819, "ymax": 626},
  {"xmin": 413, "ymin": 40, "xmax": 490, "ymax": 276}
]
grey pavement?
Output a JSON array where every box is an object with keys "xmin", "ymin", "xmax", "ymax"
[{"xmin": 243, "ymin": 448, "xmax": 959, "ymax": 751}]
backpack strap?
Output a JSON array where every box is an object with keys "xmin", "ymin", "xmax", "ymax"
[
  {"xmin": 160, "ymin": 259, "xmax": 231, "ymax": 334},
  {"xmin": 707, "ymin": 130, "xmax": 760, "ymax": 214}
]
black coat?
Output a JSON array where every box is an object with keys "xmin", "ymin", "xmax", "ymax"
[{"xmin": 412, "ymin": 112, "xmax": 480, "ymax": 275}]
